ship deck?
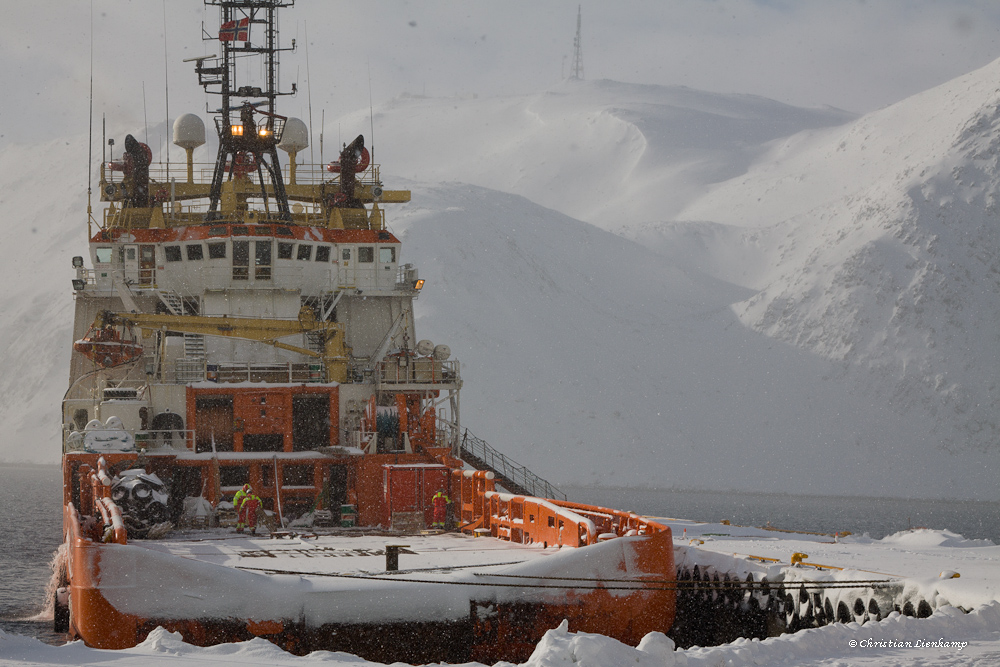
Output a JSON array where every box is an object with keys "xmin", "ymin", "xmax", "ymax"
[{"xmin": 129, "ymin": 528, "xmax": 552, "ymax": 578}]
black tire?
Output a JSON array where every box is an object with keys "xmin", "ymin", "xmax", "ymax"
[
  {"xmin": 824, "ymin": 598, "xmax": 835, "ymax": 626},
  {"xmin": 868, "ymin": 598, "xmax": 882, "ymax": 622},
  {"xmin": 53, "ymin": 587, "xmax": 69, "ymax": 633}
]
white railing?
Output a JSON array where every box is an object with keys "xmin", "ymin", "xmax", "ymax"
[
  {"xmin": 375, "ymin": 358, "xmax": 460, "ymax": 385},
  {"xmin": 177, "ymin": 361, "xmax": 326, "ymax": 384}
]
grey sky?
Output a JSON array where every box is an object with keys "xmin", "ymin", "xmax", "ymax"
[{"xmin": 3, "ymin": 1, "xmax": 1000, "ymax": 144}]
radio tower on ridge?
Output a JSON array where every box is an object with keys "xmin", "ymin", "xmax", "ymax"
[{"xmin": 570, "ymin": 5, "xmax": 584, "ymax": 80}]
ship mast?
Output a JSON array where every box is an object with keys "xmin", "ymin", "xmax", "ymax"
[{"xmin": 195, "ymin": 0, "xmax": 295, "ymax": 221}]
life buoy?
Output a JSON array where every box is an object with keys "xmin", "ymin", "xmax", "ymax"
[{"xmin": 326, "ymin": 147, "xmax": 370, "ymax": 173}]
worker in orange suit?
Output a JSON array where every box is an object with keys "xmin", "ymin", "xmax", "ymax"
[{"xmin": 431, "ymin": 488, "xmax": 450, "ymax": 529}]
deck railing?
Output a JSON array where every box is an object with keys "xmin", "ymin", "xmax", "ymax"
[{"xmin": 459, "ymin": 429, "xmax": 566, "ymax": 501}]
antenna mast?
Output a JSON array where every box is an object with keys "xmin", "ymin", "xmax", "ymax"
[
  {"xmin": 195, "ymin": 0, "xmax": 295, "ymax": 221},
  {"xmin": 570, "ymin": 5, "xmax": 584, "ymax": 81}
]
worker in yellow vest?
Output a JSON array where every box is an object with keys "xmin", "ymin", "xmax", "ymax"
[
  {"xmin": 431, "ymin": 488, "xmax": 450, "ymax": 529},
  {"xmin": 234, "ymin": 484, "xmax": 253, "ymax": 533}
]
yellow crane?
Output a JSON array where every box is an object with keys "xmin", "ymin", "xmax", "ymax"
[{"xmin": 93, "ymin": 307, "xmax": 349, "ymax": 382}]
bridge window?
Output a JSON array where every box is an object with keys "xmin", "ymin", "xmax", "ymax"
[
  {"xmin": 208, "ymin": 242, "xmax": 226, "ymax": 259},
  {"xmin": 233, "ymin": 241, "xmax": 249, "ymax": 280},
  {"xmin": 164, "ymin": 246, "xmax": 182, "ymax": 262},
  {"xmin": 186, "ymin": 244, "xmax": 204, "ymax": 261},
  {"xmin": 358, "ymin": 246, "xmax": 374, "ymax": 263},
  {"xmin": 278, "ymin": 242, "xmax": 293, "ymax": 259},
  {"xmin": 95, "ymin": 247, "xmax": 113, "ymax": 264},
  {"xmin": 297, "ymin": 244, "xmax": 312, "ymax": 261},
  {"xmin": 315, "ymin": 246, "xmax": 331, "ymax": 262},
  {"xmin": 255, "ymin": 241, "xmax": 272, "ymax": 280},
  {"xmin": 379, "ymin": 247, "xmax": 395, "ymax": 263}
]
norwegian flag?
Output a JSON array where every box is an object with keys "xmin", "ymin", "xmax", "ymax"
[{"xmin": 219, "ymin": 17, "xmax": 250, "ymax": 42}]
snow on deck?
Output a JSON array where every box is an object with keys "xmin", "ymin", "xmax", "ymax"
[{"xmin": 132, "ymin": 529, "xmax": 548, "ymax": 577}]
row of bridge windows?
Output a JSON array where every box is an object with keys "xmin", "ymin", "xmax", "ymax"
[
  {"xmin": 160, "ymin": 241, "xmax": 395, "ymax": 281},
  {"xmin": 165, "ymin": 242, "xmax": 346, "ymax": 263}
]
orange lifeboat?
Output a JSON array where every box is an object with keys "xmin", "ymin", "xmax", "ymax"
[{"xmin": 73, "ymin": 326, "xmax": 143, "ymax": 368}]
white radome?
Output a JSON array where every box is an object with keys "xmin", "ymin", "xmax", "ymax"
[
  {"xmin": 279, "ymin": 117, "xmax": 309, "ymax": 153},
  {"xmin": 173, "ymin": 113, "xmax": 206, "ymax": 150}
]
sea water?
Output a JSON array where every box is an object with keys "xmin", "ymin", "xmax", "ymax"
[
  {"xmin": 0, "ymin": 465, "xmax": 64, "ymax": 645},
  {"xmin": 562, "ymin": 485, "xmax": 1000, "ymax": 543},
  {"xmin": 1, "ymin": 465, "xmax": 996, "ymax": 645}
]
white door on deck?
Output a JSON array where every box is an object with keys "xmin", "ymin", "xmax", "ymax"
[
  {"xmin": 339, "ymin": 246, "xmax": 355, "ymax": 288},
  {"xmin": 123, "ymin": 244, "xmax": 139, "ymax": 284}
]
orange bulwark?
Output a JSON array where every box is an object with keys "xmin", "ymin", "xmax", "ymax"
[{"xmin": 61, "ymin": 456, "xmax": 675, "ymax": 661}]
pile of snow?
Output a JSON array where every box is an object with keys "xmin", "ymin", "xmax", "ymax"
[{"xmin": 879, "ymin": 528, "xmax": 997, "ymax": 549}]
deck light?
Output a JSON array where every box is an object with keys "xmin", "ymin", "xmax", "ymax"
[
  {"xmin": 258, "ymin": 128, "xmax": 270, "ymax": 138},
  {"xmin": 72, "ymin": 279, "xmax": 86, "ymax": 291},
  {"xmin": 231, "ymin": 124, "xmax": 245, "ymax": 137},
  {"xmin": 413, "ymin": 279, "xmax": 424, "ymax": 290},
  {"xmin": 72, "ymin": 256, "xmax": 84, "ymax": 268}
]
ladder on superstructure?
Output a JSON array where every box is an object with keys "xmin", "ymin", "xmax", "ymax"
[{"xmin": 156, "ymin": 290, "xmax": 206, "ymax": 381}]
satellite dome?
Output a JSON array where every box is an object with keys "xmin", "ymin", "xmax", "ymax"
[
  {"xmin": 432, "ymin": 344, "xmax": 451, "ymax": 361},
  {"xmin": 173, "ymin": 114, "xmax": 206, "ymax": 149},
  {"xmin": 279, "ymin": 117, "xmax": 309, "ymax": 153},
  {"xmin": 415, "ymin": 340, "xmax": 435, "ymax": 357}
]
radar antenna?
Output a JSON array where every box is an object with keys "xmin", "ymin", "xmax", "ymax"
[{"xmin": 194, "ymin": 0, "xmax": 295, "ymax": 221}]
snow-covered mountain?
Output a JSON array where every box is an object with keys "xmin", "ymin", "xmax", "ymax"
[
  {"xmin": 3, "ymin": 66, "xmax": 1000, "ymax": 500},
  {"xmin": 338, "ymin": 79, "xmax": 854, "ymax": 231}
]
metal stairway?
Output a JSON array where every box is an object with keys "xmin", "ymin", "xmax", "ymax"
[
  {"xmin": 155, "ymin": 290, "xmax": 206, "ymax": 380},
  {"xmin": 155, "ymin": 290, "xmax": 185, "ymax": 316},
  {"xmin": 183, "ymin": 333, "xmax": 206, "ymax": 360},
  {"xmin": 459, "ymin": 429, "xmax": 566, "ymax": 501}
]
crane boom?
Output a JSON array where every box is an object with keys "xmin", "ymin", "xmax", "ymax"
[{"xmin": 94, "ymin": 307, "xmax": 349, "ymax": 382}]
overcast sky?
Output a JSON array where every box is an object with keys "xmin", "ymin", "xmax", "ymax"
[{"xmin": 3, "ymin": 1, "xmax": 1000, "ymax": 146}]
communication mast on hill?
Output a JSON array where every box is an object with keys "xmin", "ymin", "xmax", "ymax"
[{"xmin": 570, "ymin": 5, "xmax": 584, "ymax": 80}]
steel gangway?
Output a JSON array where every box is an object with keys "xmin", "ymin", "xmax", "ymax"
[{"xmin": 458, "ymin": 429, "xmax": 566, "ymax": 501}]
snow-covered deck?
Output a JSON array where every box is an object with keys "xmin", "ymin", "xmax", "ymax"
[
  {"xmin": 93, "ymin": 529, "xmax": 661, "ymax": 628},
  {"xmin": 131, "ymin": 529, "xmax": 550, "ymax": 577}
]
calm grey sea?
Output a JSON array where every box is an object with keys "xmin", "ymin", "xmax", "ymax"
[{"xmin": 1, "ymin": 465, "xmax": 996, "ymax": 645}]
